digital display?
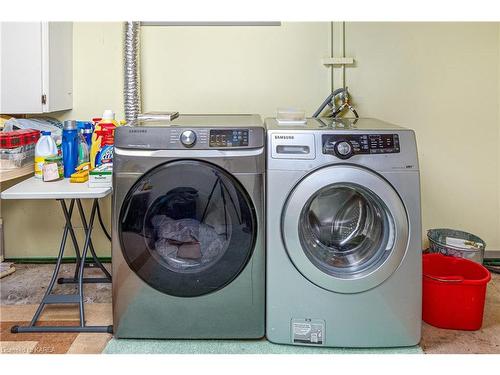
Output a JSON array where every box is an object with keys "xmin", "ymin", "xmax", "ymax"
[{"xmin": 209, "ymin": 129, "xmax": 249, "ymax": 147}]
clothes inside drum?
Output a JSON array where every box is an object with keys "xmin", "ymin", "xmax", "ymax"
[{"xmin": 152, "ymin": 215, "xmax": 229, "ymax": 271}]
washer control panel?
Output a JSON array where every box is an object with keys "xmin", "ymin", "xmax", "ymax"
[
  {"xmin": 209, "ymin": 129, "xmax": 249, "ymax": 147},
  {"xmin": 322, "ymin": 134, "xmax": 400, "ymax": 159}
]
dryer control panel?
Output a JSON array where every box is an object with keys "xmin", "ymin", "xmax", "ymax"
[
  {"xmin": 322, "ymin": 134, "xmax": 400, "ymax": 159},
  {"xmin": 115, "ymin": 126, "xmax": 264, "ymax": 150}
]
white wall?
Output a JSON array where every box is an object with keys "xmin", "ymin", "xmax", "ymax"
[
  {"xmin": 140, "ymin": 23, "xmax": 331, "ymax": 116},
  {"xmin": 2, "ymin": 22, "xmax": 500, "ymax": 258},
  {"xmin": 343, "ymin": 22, "xmax": 500, "ymax": 250}
]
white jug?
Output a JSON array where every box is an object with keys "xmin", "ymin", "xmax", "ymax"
[{"xmin": 34, "ymin": 131, "xmax": 58, "ymax": 179}]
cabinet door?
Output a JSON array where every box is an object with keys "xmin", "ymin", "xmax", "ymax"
[
  {"xmin": 0, "ymin": 22, "xmax": 44, "ymax": 114},
  {"xmin": 42, "ymin": 22, "xmax": 73, "ymax": 113}
]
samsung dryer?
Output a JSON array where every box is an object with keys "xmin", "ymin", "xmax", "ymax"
[
  {"xmin": 112, "ymin": 115, "xmax": 265, "ymax": 339},
  {"xmin": 266, "ymin": 117, "xmax": 422, "ymax": 347}
]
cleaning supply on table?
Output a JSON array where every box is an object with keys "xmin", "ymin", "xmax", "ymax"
[
  {"xmin": 89, "ymin": 163, "xmax": 113, "ymax": 188},
  {"xmin": 90, "ymin": 110, "xmax": 117, "ymax": 169},
  {"xmin": 78, "ymin": 131, "xmax": 90, "ymax": 165},
  {"xmin": 34, "ymin": 131, "xmax": 58, "ymax": 178},
  {"xmin": 53, "ymin": 133, "xmax": 63, "ymax": 156},
  {"xmin": 70, "ymin": 162, "xmax": 91, "ymax": 183},
  {"xmin": 92, "ymin": 117, "xmax": 102, "ymax": 127},
  {"xmin": 62, "ymin": 120, "xmax": 79, "ymax": 178},
  {"xmin": 94, "ymin": 127, "xmax": 114, "ymax": 166},
  {"xmin": 77, "ymin": 121, "xmax": 93, "ymax": 146},
  {"xmin": 95, "ymin": 110, "xmax": 118, "ymax": 131},
  {"xmin": 89, "ymin": 134, "xmax": 100, "ymax": 170},
  {"xmin": 42, "ymin": 155, "xmax": 63, "ymax": 181}
]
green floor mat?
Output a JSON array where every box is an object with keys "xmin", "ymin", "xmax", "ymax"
[{"xmin": 103, "ymin": 338, "xmax": 423, "ymax": 354}]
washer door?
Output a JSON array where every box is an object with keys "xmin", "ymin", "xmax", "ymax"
[
  {"xmin": 119, "ymin": 160, "xmax": 257, "ymax": 297},
  {"xmin": 282, "ymin": 165, "xmax": 409, "ymax": 294}
]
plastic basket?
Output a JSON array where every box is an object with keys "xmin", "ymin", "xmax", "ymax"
[
  {"xmin": 427, "ymin": 228, "xmax": 485, "ymax": 264},
  {"xmin": 422, "ymin": 253, "xmax": 491, "ymax": 330}
]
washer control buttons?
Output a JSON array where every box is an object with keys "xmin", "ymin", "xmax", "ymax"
[
  {"xmin": 322, "ymin": 134, "xmax": 400, "ymax": 157},
  {"xmin": 180, "ymin": 130, "xmax": 197, "ymax": 147}
]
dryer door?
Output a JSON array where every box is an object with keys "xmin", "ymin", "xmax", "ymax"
[
  {"xmin": 282, "ymin": 165, "xmax": 409, "ymax": 294},
  {"xmin": 119, "ymin": 160, "xmax": 257, "ymax": 297}
]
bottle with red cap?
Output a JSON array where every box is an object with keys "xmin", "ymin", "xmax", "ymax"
[
  {"xmin": 90, "ymin": 110, "xmax": 117, "ymax": 169},
  {"xmin": 94, "ymin": 126, "xmax": 115, "ymax": 166}
]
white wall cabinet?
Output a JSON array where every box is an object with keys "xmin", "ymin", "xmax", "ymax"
[{"xmin": 0, "ymin": 22, "xmax": 73, "ymax": 114}]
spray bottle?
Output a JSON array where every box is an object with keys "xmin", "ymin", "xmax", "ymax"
[
  {"xmin": 90, "ymin": 110, "xmax": 117, "ymax": 169},
  {"xmin": 94, "ymin": 126, "xmax": 115, "ymax": 166}
]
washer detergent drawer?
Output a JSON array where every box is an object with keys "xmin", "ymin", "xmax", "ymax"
[{"xmin": 271, "ymin": 133, "xmax": 315, "ymax": 160}]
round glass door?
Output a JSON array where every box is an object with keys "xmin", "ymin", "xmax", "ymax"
[
  {"xmin": 299, "ymin": 183, "xmax": 394, "ymax": 278},
  {"xmin": 282, "ymin": 165, "xmax": 409, "ymax": 294},
  {"xmin": 119, "ymin": 160, "xmax": 257, "ymax": 297}
]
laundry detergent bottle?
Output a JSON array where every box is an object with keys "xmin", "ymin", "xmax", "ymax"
[
  {"xmin": 34, "ymin": 131, "xmax": 58, "ymax": 178},
  {"xmin": 94, "ymin": 127, "xmax": 114, "ymax": 166},
  {"xmin": 90, "ymin": 110, "xmax": 117, "ymax": 169}
]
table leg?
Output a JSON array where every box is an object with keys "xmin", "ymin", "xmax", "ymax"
[
  {"xmin": 11, "ymin": 198, "xmax": 113, "ymax": 334},
  {"xmin": 77, "ymin": 199, "xmax": 98, "ymax": 325},
  {"xmin": 62, "ymin": 199, "xmax": 82, "ymax": 274},
  {"xmin": 25, "ymin": 200, "xmax": 73, "ymax": 327},
  {"xmin": 57, "ymin": 199, "xmax": 111, "ymax": 284}
]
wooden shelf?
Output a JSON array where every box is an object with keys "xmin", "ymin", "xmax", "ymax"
[{"xmin": 0, "ymin": 163, "xmax": 34, "ymax": 183}]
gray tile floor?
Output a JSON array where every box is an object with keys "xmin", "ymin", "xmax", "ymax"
[{"xmin": 1, "ymin": 263, "xmax": 112, "ymax": 305}]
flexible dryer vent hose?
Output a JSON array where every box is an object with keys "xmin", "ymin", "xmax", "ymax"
[{"xmin": 124, "ymin": 22, "xmax": 142, "ymax": 123}]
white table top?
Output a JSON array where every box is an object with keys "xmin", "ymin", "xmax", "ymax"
[{"xmin": 0, "ymin": 177, "xmax": 112, "ymax": 200}]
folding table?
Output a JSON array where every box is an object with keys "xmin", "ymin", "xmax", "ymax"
[{"xmin": 1, "ymin": 177, "xmax": 113, "ymax": 333}]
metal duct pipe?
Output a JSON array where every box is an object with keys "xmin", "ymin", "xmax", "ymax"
[{"xmin": 123, "ymin": 22, "xmax": 141, "ymax": 123}]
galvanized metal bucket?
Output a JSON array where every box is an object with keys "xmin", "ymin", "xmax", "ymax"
[{"xmin": 427, "ymin": 228, "xmax": 486, "ymax": 264}]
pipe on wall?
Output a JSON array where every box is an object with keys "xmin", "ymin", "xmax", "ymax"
[{"xmin": 123, "ymin": 22, "xmax": 141, "ymax": 123}]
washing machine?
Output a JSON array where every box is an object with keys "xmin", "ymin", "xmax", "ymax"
[
  {"xmin": 266, "ymin": 117, "xmax": 422, "ymax": 347},
  {"xmin": 112, "ymin": 114, "xmax": 265, "ymax": 339}
]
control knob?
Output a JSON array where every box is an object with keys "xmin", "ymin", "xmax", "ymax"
[
  {"xmin": 180, "ymin": 130, "xmax": 197, "ymax": 147},
  {"xmin": 334, "ymin": 141, "xmax": 353, "ymax": 159}
]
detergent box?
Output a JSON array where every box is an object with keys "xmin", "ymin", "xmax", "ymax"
[{"xmin": 89, "ymin": 163, "xmax": 113, "ymax": 188}]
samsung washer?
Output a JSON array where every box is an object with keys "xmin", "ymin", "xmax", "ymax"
[
  {"xmin": 112, "ymin": 114, "xmax": 265, "ymax": 339},
  {"xmin": 266, "ymin": 117, "xmax": 422, "ymax": 347}
]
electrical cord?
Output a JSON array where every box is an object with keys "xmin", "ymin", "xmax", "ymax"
[{"xmin": 96, "ymin": 201, "xmax": 112, "ymax": 241}]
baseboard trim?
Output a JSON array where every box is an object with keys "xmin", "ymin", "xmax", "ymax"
[
  {"xmin": 5, "ymin": 254, "xmax": 499, "ymax": 265},
  {"xmin": 4, "ymin": 256, "xmax": 112, "ymax": 264},
  {"xmin": 484, "ymin": 250, "xmax": 500, "ymax": 260}
]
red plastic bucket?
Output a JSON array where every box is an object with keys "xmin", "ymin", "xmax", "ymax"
[{"xmin": 422, "ymin": 253, "xmax": 491, "ymax": 330}]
